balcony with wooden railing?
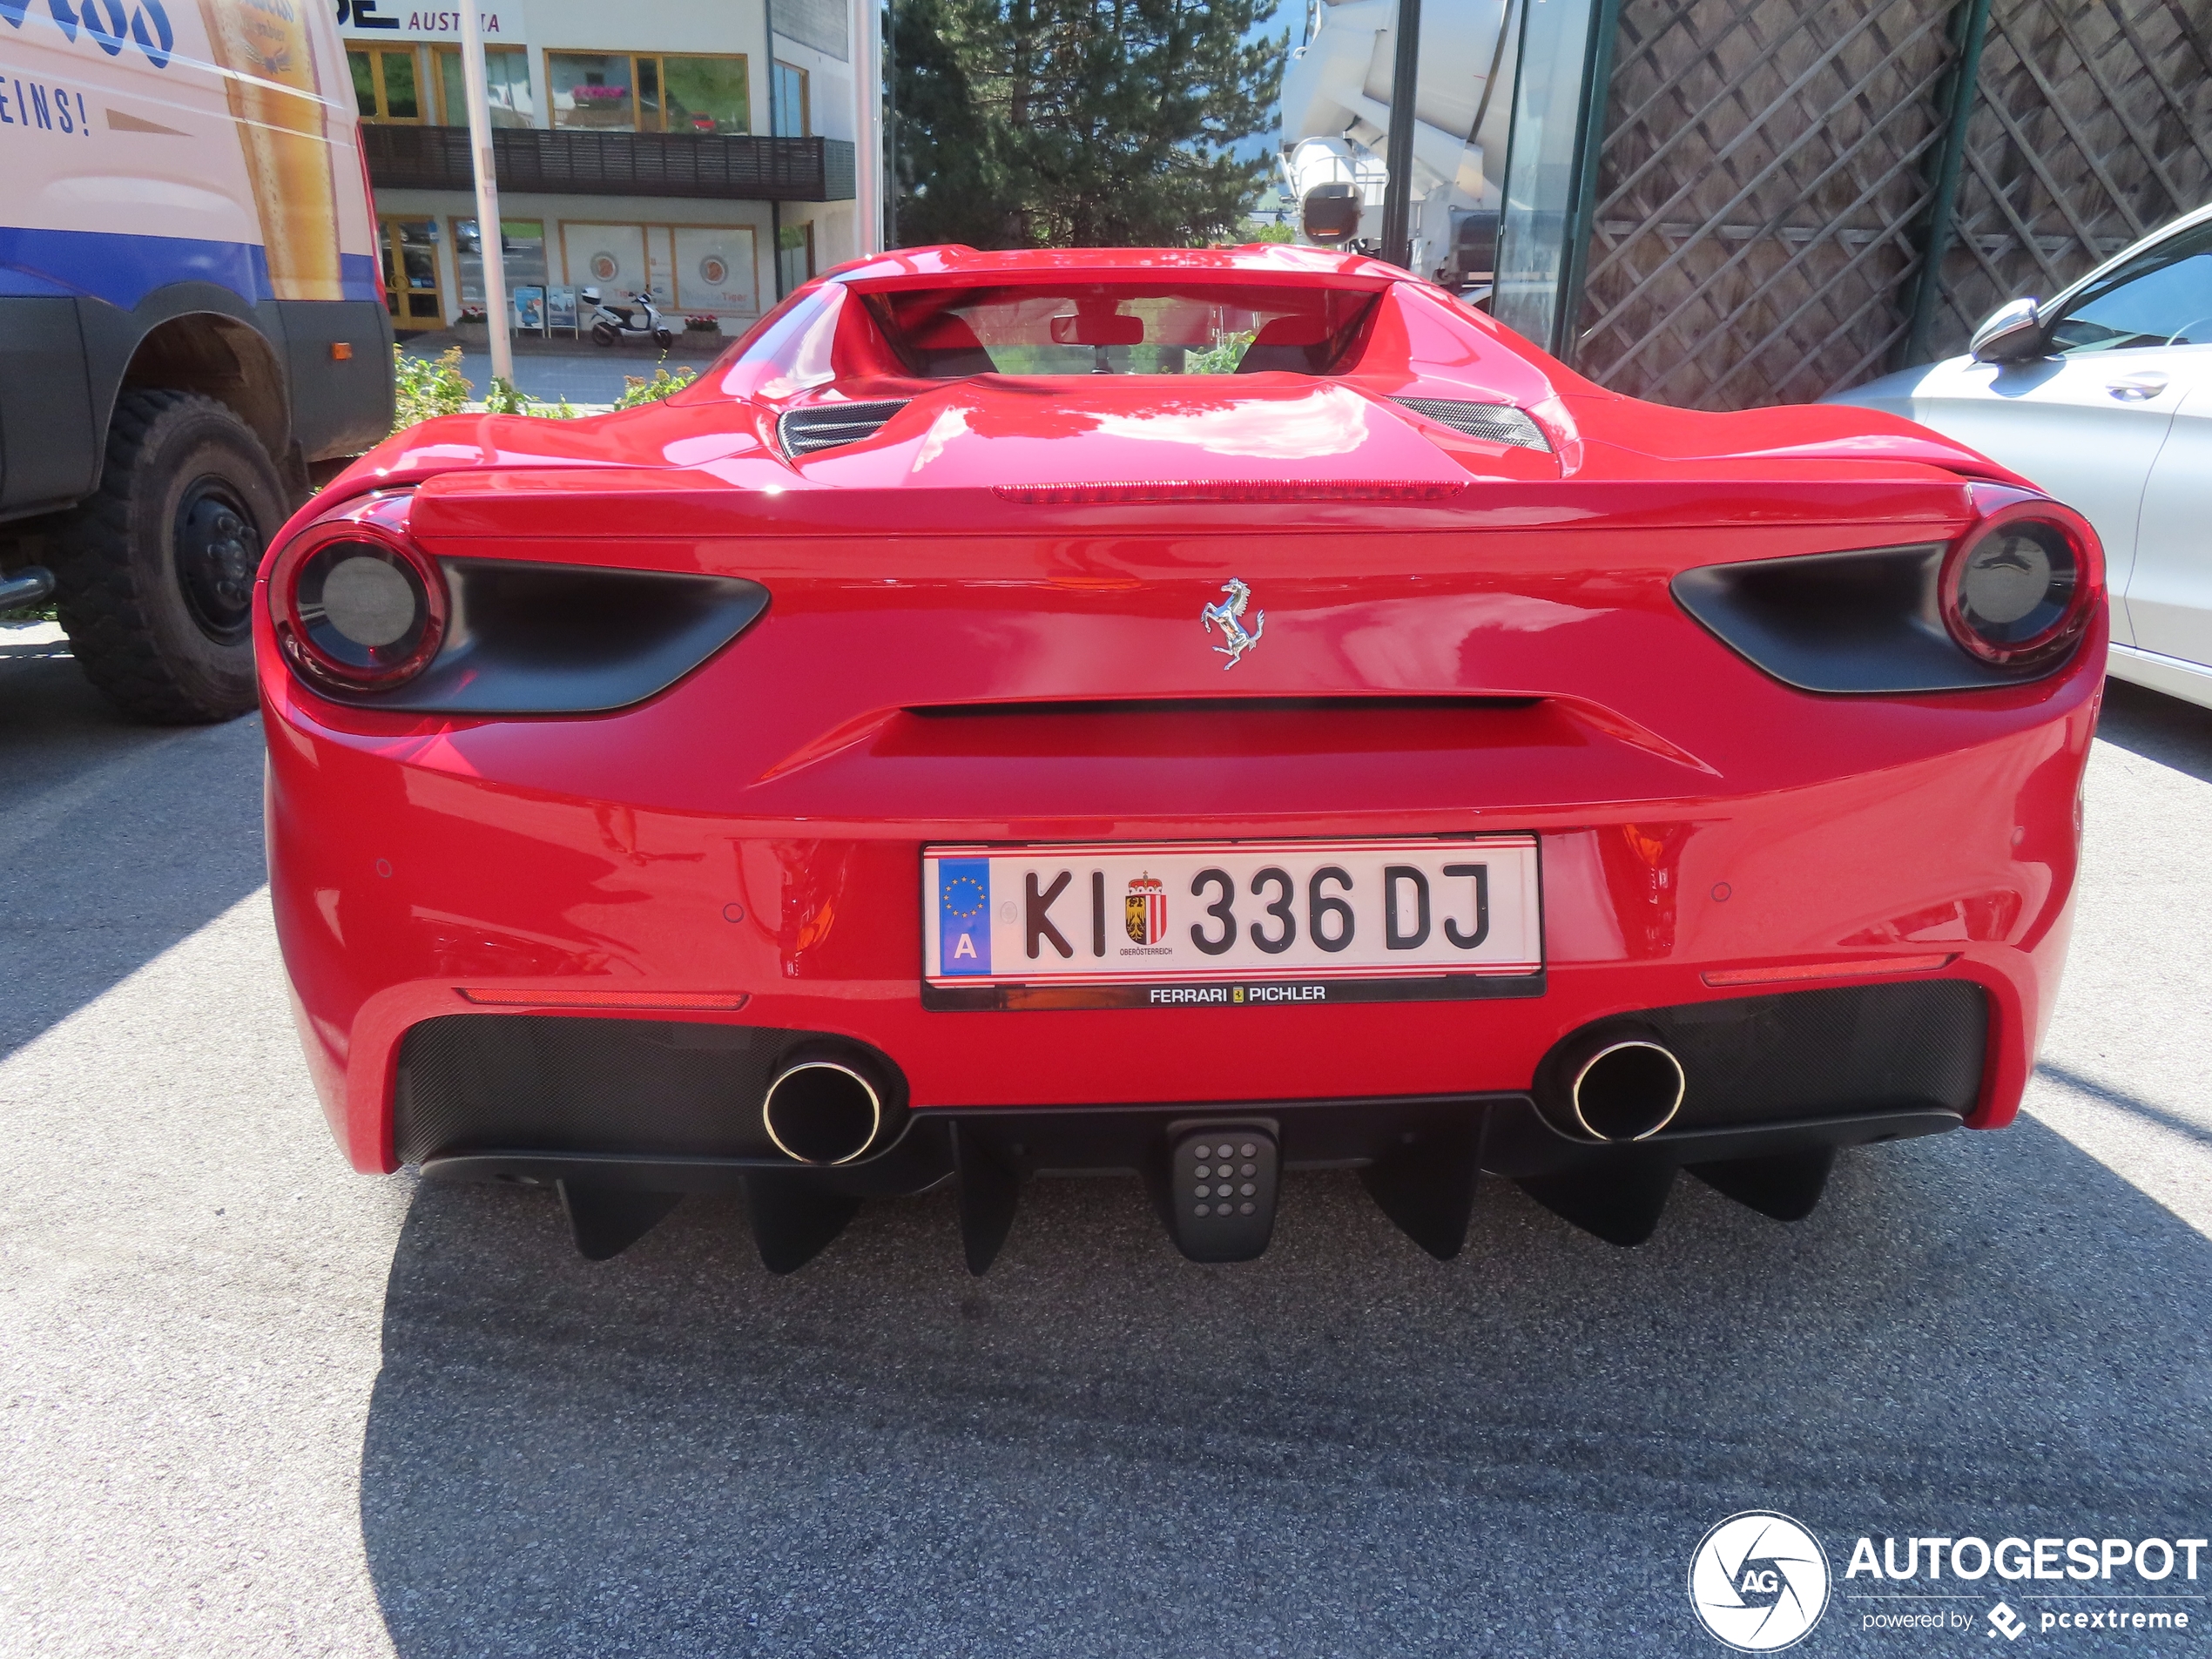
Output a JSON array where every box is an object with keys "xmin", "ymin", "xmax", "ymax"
[{"xmin": 361, "ymin": 125, "xmax": 856, "ymax": 204}]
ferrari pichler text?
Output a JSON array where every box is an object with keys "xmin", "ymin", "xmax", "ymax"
[{"xmin": 1148, "ymin": 984, "xmax": 1331, "ymax": 1005}]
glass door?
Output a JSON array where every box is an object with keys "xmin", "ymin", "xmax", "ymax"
[
  {"xmin": 380, "ymin": 219, "xmax": 445, "ymax": 330},
  {"xmin": 777, "ymin": 220, "xmax": 813, "ymax": 297}
]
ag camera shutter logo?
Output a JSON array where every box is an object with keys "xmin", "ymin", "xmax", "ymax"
[{"xmin": 1689, "ymin": 1511, "xmax": 1832, "ymax": 1651}]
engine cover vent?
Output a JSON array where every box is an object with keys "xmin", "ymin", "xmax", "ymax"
[
  {"xmin": 1393, "ymin": 397, "xmax": 1552, "ymax": 452},
  {"xmin": 778, "ymin": 400, "xmax": 913, "ymax": 457}
]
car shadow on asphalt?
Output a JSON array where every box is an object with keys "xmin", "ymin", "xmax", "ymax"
[
  {"xmin": 2095, "ymin": 679, "xmax": 2212, "ymax": 784},
  {"xmin": 357, "ymin": 1119, "xmax": 2212, "ymax": 1657},
  {"xmin": 0, "ymin": 646, "xmax": 270, "ymax": 1061}
]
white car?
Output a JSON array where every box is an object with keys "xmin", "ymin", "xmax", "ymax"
[{"xmin": 1830, "ymin": 203, "xmax": 2212, "ymax": 709}]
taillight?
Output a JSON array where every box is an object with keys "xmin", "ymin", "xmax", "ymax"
[
  {"xmin": 269, "ymin": 492, "xmax": 448, "ymax": 691},
  {"xmin": 1939, "ymin": 497, "xmax": 2101, "ymax": 669}
]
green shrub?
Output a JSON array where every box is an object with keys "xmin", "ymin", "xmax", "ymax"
[
  {"xmin": 615, "ymin": 362, "xmax": 698, "ymax": 408},
  {"xmin": 482, "ymin": 375, "xmax": 529, "ymax": 415},
  {"xmin": 392, "ymin": 345, "xmax": 471, "ymax": 430},
  {"xmin": 1185, "ymin": 331, "xmax": 1255, "ymax": 374},
  {"xmin": 395, "ymin": 345, "xmax": 679, "ymax": 428}
]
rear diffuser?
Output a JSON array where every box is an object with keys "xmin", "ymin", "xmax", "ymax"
[
  {"xmin": 1688, "ymin": 1145, "xmax": 1836, "ymax": 1221},
  {"xmin": 1516, "ymin": 1154, "xmax": 1677, "ymax": 1247},
  {"xmin": 1360, "ymin": 1119, "xmax": 1481, "ymax": 1260},
  {"xmin": 953, "ymin": 1122, "xmax": 1022, "ymax": 1276},
  {"xmin": 558, "ymin": 1182, "xmax": 683, "ymax": 1262},
  {"xmin": 743, "ymin": 1174, "xmax": 861, "ymax": 1274}
]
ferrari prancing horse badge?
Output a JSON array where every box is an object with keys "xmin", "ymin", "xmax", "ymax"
[{"xmin": 1201, "ymin": 577, "xmax": 1264, "ymax": 667}]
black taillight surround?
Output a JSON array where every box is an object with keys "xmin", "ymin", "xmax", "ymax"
[
  {"xmin": 266, "ymin": 491, "xmax": 770, "ymax": 714},
  {"xmin": 1670, "ymin": 493, "xmax": 2103, "ymax": 695}
]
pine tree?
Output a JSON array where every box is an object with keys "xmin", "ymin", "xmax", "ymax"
[{"xmin": 894, "ymin": 0, "xmax": 1286, "ymax": 249}]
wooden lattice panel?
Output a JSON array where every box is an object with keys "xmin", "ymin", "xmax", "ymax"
[
  {"xmin": 1576, "ymin": 0, "xmax": 1958, "ymax": 408},
  {"xmin": 1570, "ymin": 0, "xmax": 2212, "ymax": 408},
  {"xmin": 1925, "ymin": 0, "xmax": 2212, "ymax": 357}
]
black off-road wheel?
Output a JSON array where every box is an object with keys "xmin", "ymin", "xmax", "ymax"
[{"xmin": 55, "ymin": 390, "xmax": 287, "ymax": 724}]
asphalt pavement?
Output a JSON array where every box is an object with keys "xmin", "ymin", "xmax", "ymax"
[{"xmin": 1, "ymin": 624, "xmax": 2206, "ymax": 1657}]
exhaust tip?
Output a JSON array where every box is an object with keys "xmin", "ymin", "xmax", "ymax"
[
  {"xmin": 764, "ymin": 1061, "xmax": 884, "ymax": 1165},
  {"xmin": 1570, "ymin": 1041, "xmax": 1686, "ymax": 1143}
]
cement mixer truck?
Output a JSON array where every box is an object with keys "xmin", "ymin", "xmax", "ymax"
[{"xmin": 1278, "ymin": 0, "xmax": 1514, "ymax": 293}]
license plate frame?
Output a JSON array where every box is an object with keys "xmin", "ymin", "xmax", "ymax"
[{"xmin": 922, "ymin": 835, "xmax": 1543, "ymax": 1012}]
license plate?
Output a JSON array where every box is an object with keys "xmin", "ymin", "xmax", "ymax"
[{"xmin": 923, "ymin": 836, "xmax": 1542, "ymax": 1011}]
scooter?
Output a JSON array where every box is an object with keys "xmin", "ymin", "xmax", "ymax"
[{"xmin": 582, "ymin": 287, "xmax": 674, "ymax": 348}]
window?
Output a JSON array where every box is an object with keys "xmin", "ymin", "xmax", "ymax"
[
  {"xmin": 2050, "ymin": 222, "xmax": 2212, "ymax": 354},
  {"xmin": 778, "ymin": 220, "xmax": 814, "ymax": 295},
  {"xmin": 378, "ymin": 219, "xmax": 442, "ymax": 328},
  {"xmin": 547, "ymin": 51, "xmax": 749, "ymax": 134},
  {"xmin": 435, "ymin": 46, "xmax": 535, "ymax": 128},
  {"xmin": 664, "ymin": 56, "xmax": 751, "ymax": 134},
  {"xmin": 1491, "ymin": 0, "xmax": 1610, "ymax": 352},
  {"xmin": 349, "ymin": 46, "xmax": 423, "ymax": 123},
  {"xmin": 453, "ymin": 218, "xmax": 549, "ymax": 306},
  {"xmin": 868, "ymin": 283, "xmax": 1383, "ymax": 376},
  {"xmin": 547, "ymin": 51, "xmax": 633, "ymax": 129},
  {"xmin": 772, "ymin": 61, "xmax": 808, "ymax": 138}
]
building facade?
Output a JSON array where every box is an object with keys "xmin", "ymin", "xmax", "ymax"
[{"xmin": 339, "ymin": 0, "xmax": 867, "ymax": 334}]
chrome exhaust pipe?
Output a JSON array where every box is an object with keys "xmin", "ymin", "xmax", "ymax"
[
  {"xmin": 763, "ymin": 1060, "xmax": 885, "ymax": 1165},
  {"xmin": 1568, "ymin": 1039, "xmax": 1685, "ymax": 1143}
]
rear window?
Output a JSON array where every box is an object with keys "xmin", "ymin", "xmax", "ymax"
[{"xmin": 867, "ymin": 282, "xmax": 1381, "ymax": 377}]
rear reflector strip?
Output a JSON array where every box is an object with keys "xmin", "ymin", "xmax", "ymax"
[
  {"xmin": 459, "ymin": 988, "xmax": 752, "ymax": 1010},
  {"xmin": 1702, "ymin": 954, "xmax": 1956, "ymax": 988},
  {"xmin": 995, "ymin": 479, "xmax": 1464, "ymax": 505}
]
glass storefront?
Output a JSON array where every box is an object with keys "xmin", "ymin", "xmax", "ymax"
[
  {"xmin": 380, "ymin": 219, "xmax": 442, "ymax": 329},
  {"xmin": 454, "ymin": 219, "xmax": 550, "ymax": 307},
  {"xmin": 777, "ymin": 221, "xmax": 813, "ymax": 296}
]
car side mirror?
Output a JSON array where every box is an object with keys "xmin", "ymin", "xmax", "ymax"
[{"xmin": 1970, "ymin": 298, "xmax": 2047, "ymax": 364}]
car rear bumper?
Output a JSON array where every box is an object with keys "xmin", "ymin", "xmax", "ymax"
[{"xmin": 263, "ymin": 675, "xmax": 2094, "ymax": 1178}]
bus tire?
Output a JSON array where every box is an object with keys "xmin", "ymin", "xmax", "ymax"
[{"xmin": 54, "ymin": 389, "xmax": 285, "ymax": 725}]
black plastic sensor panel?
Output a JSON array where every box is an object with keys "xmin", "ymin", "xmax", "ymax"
[
  {"xmin": 1672, "ymin": 543, "xmax": 2055, "ymax": 694},
  {"xmin": 314, "ymin": 560, "xmax": 768, "ymax": 714}
]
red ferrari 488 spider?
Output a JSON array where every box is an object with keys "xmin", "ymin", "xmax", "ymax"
[{"xmin": 259, "ymin": 246, "xmax": 2102, "ymax": 1270}]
